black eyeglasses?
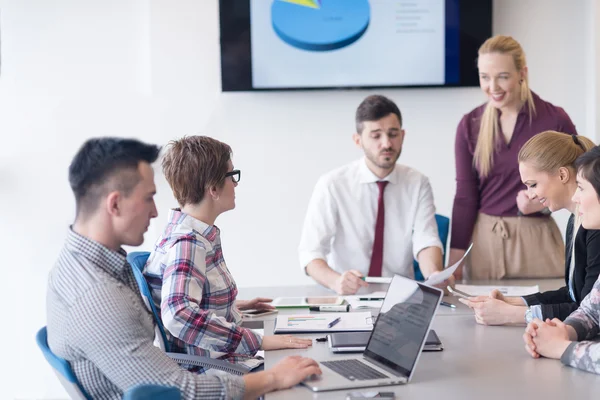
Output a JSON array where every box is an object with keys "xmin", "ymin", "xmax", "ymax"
[{"xmin": 225, "ymin": 169, "xmax": 241, "ymax": 183}]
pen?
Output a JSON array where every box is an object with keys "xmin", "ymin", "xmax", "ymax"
[
  {"xmin": 327, "ymin": 317, "xmax": 342, "ymax": 328},
  {"xmin": 440, "ymin": 301, "xmax": 456, "ymax": 309}
]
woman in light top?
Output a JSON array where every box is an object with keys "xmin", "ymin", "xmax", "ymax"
[
  {"xmin": 144, "ymin": 135, "xmax": 311, "ymax": 373},
  {"xmin": 449, "ymin": 35, "xmax": 577, "ymax": 280},
  {"xmin": 523, "ymin": 145, "xmax": 600, "ymax": 375},
  {"xmin": 460, "ymin": 131, "xmax": 600, "ymax": 326}
]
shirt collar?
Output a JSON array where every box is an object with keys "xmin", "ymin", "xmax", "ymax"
[
  {"xmin": 65, "ymin": 227, "xmax": 128, "ymax": 278},
  {"xmin": 168, "ymin": 209, "xmax": 220, "ymax": 242},
  {"xmin": 357, "ymin": 157, "xmax": 398, "ymax": 185}
]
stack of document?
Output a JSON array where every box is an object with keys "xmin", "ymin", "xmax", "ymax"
[{"xmin": 273, "ymin": 312, "xmax": 373, "ymax": 334}]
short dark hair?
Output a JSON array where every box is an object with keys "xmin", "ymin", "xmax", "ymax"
[
  {"xmin": 161, "ymin": 136, "xmax": 232, "ymax": 206},
  {"xmin": 355, "ymin": 95, "xmax": 402, "ymax": 133},
  {"xmin": 69, "ymin": 137, "xmax": 160, "ymax": 217},
  {"xmin": 575, "ymin": 146, "xmax": 600, "ymax": 198}
]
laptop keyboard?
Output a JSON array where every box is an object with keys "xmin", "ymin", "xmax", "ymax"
[{"xmin": 321, "ymin": 359, "xmax": 388, "ymax": 381}]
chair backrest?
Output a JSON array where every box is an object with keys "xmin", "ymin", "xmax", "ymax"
[
  {"xmin": 127, "ymin": 251, "xmax": 171, "ymax": 352},
  {"xmin": 413, "ymin": 214, "xmax": 450, "ymax": 281},
  {"xmin": 123, "ymin": 384, "xmax": 181, "ymax": 400},
  {"xmin": 36, "ymin": 327, "xmax": 91, "ymax": 400}
]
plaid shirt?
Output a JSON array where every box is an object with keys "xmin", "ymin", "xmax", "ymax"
[
  {"xmin": 46, "ymin": 228, "xmax": 245, "ymax": 399},
  {"xmin": 144, "ymin": 209, "xmax": 263, "ymax": 372},
  {"xmin": 562, "ymin": 276, "xmax": 600, "ymax": 374}
]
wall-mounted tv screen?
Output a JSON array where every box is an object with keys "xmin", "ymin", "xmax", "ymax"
[{"xmin": 219, "ymin": 0, "xmax": 492, "ymax": 91}]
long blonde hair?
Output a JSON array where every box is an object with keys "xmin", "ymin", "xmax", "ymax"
[{"xmin": 474, "ymin": 35, "xmax": 536, "ymax": 177}]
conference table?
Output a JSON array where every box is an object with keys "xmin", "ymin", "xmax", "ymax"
[{"xmin": 238, "ymin": 279, "xmax": 597, "ymax": 399}]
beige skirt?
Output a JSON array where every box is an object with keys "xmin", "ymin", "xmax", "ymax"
[{"xmin": 466, "ymin": 213, "xmax": 564, "ymax": 280}]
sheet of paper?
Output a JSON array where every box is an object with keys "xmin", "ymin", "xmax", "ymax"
[
  {"xmin": 454, "ymin": 284, "xmax": 540, "ymax": 297},
  {"xmin": 274, "ymin": 312, "xmax": 373, "ymax": 333},
  {"xmin": 424, "ymin": 243, "xmax": 474, "ymax": 286}
]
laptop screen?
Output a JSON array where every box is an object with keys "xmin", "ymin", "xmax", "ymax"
[{"xmin": 363, "ymin": 275, "xmax": 443, "ymax": 378}]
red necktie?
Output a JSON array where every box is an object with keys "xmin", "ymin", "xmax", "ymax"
[{"xmin": 368, "ymin": 181, "xmax": 388, "ymax": 277}]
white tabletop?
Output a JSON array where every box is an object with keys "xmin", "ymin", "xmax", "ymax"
[{"xmin": 238, "ymin": 279, "xmax": 598, "ymax": 399}]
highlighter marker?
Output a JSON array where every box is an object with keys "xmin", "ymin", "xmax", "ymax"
[{"xmin": 309, "ymin": 305, "xmax": 350, "ymax": 312}]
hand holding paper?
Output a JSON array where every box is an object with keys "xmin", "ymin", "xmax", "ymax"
[{"xmin": 425, "ymin": 243, "xmax": 473, "ymax": 286}]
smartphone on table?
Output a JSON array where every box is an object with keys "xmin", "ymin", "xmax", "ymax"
[
  {"xmin": 447, "ymin": 286, "xmax": 473, "ymax": 299},
  {"xmin": 241, "ymin": 309, "xmax": 278, "ymax": 318},
  {"xmin": 346, "ymin": 391, "xmax": 395, "ymax": 399}
]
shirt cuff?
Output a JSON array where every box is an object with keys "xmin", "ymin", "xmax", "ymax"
[
  {"xmin": 530, "ymin": 305, "xmax": 543, "ymax": 320},
  {"xmin": 217, "ymin": 375, "xmax": 246, "ymax": 400},
  {"xmin": 560, "ymin": 341, "xmax": 579, "ymax": 367},
  {"xmin": 564, "ymin": 318, "xmax": 588, "ymax": 341},
  {"xmin": 238, "ymin": 327, "xmax": 263, "ymax": 355}
]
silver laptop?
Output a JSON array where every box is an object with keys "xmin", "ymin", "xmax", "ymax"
[{"xmin": 302, "ymin": 275, "xmax": 443, "ymax": 392}]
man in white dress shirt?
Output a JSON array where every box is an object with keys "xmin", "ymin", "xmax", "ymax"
[{"xmin": 299, "ymin": 95, "xmax": 445, "ymax": 295}]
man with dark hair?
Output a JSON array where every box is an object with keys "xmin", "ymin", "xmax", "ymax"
[
  {"xmin": 47, "ymin": 137, "xmax": 321, "ymax": 399},
  {"xmin": 299, "ymin": 95, "xmax": 446, "ymax": 295}
]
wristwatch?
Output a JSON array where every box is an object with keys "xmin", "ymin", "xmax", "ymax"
[{"xmin": 525, "ymin": 307, "xmax": 533, "ymax": 324}]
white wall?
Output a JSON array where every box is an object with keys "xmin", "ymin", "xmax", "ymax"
[{"xmin": 0, "ymin": 0, "xmax": 596, "ymax": 398}]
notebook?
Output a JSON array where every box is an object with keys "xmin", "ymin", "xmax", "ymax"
[
  {"xmin": 302, "ymin": 274, "xmax": 443, "ymax": 392},
  {"xmin": 273, "ymin": 312, "xmax": 373, "ymax": 334},
  {"xmin": 328, "ymin": 330, "xmax": 443, "ymax": 353}
]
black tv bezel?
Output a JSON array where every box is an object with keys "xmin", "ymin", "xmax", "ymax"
[{"xmin": 219, "ymin": 0, "xmax": 492, "ymax": 92}]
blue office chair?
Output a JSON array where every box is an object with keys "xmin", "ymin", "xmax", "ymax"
[
  {"xmin": 413, "ymin": 214, "xmax": 450, "ymax": 281},
  {"xmin": 122, "ymin": 385, "xmax": 181, "ymax": 400},
  {"xmin": 127, "ymin": 252, "xmax": 249, "ymax": 375},
  {"xmin": 36, "ymin": 326, "xmax": 92, "ymax": 400},
  {"xmin": 36, "ymin": 327, "xmax": 181, "ymax": 400}
]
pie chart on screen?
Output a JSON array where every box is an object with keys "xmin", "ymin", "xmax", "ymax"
[{"xmin": 271, "ymin": 0, "xmax": 371, "ymax": 51}]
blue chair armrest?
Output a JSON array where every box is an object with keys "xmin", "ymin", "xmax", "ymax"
[{"xmin": 123, "ymin": 384, "xmax": 181, "ymax": 400}]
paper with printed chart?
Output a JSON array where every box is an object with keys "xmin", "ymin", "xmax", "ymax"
[{"xmin": 274, "ymin": 312, "xmax": 373, "ymax": 333}]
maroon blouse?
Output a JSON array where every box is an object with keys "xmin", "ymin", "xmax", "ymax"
[{"xmin": 450, "ymin": 92, "xmax": 578, "ymax": 250}]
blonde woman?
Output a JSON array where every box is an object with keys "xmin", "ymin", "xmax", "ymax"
[
  {"xmin": 523, "ymin": 145, "xmax": 600, "ymax": 375},
  {"xmin": 449, "ymin": 35, "xmax": 577, "ymax": 280},
  {"xmin": 460, "ymin": 131, "xmax": 600, "ymax": 326}
]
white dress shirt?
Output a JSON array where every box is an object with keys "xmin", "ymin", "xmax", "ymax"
[{"xmin": 299, "ymin": 158, "xmax": 442, "ymax": 278}]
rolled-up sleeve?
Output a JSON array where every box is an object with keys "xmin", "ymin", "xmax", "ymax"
[
  {"xmin": 451, "ymin": 116, "xmax": 481, "ymax": 250},
  {"xmin": 412, "ymin": 177, "xmax": 443, "ymax": 260},
  {"xmin": 298, "ymin": 176, "xmax": 338, "ymax": 271}
]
